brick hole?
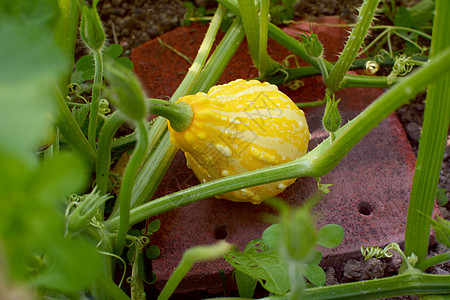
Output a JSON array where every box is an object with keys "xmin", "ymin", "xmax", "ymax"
[
  {"xmin": 213, "ymin": 225, "xmax": 228, "ymax": 240},
  {"xmin": 357, "ymin": 201, "xmax": 374, "ymax": 216}
]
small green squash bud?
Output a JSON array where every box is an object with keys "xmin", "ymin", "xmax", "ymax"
[
  {"xmin": 300, "ymin": 31, "xmax": 323, "ymax": 58},
  {"xmin": 80, "ymin": 1, "xmax": 105, "ymax": 51},
  {"xmin": 104, "ymin": 60, "xmax": 148, "ymax": 121},
  {"xmin": 322, "ymin": 93, "xmax": 341, "ymax": 133},
  {"xmin": 67, "ymin": 188, "xmax": 111, "ymax": 233}
]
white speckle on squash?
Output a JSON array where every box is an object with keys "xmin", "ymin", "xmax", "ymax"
[
  {"xmin": 277, "ymin": 183, "xmax": 287, "ymax": 190},
  {"xmin": 215, "ymin": 144, "xmax": 232, "ymax": 158}
]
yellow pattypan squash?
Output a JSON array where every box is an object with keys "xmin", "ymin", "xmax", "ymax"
[{"xmin": 168, "ymin": 79, "xmax": 310, "ymax": 204}]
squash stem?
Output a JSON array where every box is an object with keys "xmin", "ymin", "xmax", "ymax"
[
  {"xmin": 147, "ymin": 98, "xmax": 193, "ymax": 132},
  {"xmin": 326, "ymin": 0, "xmax": 379, "ymax": 92},
  {"xmin": 404, "ymin": 0, "xmax": 450, "ymax": 263},
  {"xmin": 88, "ymin": 50, "xmax": 103, "ymax": 149},
  {"xmin": 114, "ymin": 120, "xmax": 149, "ymax": 255}
]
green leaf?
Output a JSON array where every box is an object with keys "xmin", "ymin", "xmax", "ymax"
[
  {"xmin": 147, "ymin": 219, "xmax": 161, "ymax": 234},
  {"xmin": 437, "ymin": 188, "xmax": 449, "ymax": 206},
  {"xmin": 261, "ymin": 224, "xmax": 281, "ymax": 249},
  {"xmin": 317, "ymin": 224, "xmax": 345, "ymax": 248},
  {"xmin": 394, "ymin": 7, "xmax": 417, "ymax": 29},
  {"xmin": 75, "ymin": 55, "xmax": 95, "ymax": 81},
  {"xmin": 116, "ymin": 56, "xmax": 134, "ymax": 72},
  {"xmin": 105, "ymin": 44, "xmax": 123, "ymax": 58},
  {"xmin": 309, "ymin": 250, "xmax": 323, "ymax": 265},
  {"xmin": 224, "ymin": 239, "xmax": 289, "ymax": 295},
  {"xmin": 75, "ymin": 45, "xmax": 133, "ymax": 82},
  {"xmin": 146, "ymin": 245, "xmax": 161, "ymax": 259},
  {"xmin": 235, "ymin": 268, "xmax": 257, "ymax": 298},
  {"xmin": 303, "ymin": 264, "xmax": 326, "ymax": 287}
]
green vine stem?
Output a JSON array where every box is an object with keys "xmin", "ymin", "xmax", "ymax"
[
  {"xmin": 404, "ymin": 0, "xmax": 450, "ymax": 263},
  {"xmin": 158, "ymin": 241, "xmax": 232, "ymax": 300},
  {"xmin": 114, "ymin": 120, "xmax": 149, "ymax": 255},
  {"xmin": 190, "ymin": 17, "xmax": 245, "ymax": 93},
  {"xmin": 127, "ymin": 132, "xmax": 176, "ymax": 211},
  {"xmin": 237, "ymin": 0, "xmax": 279, "ymax": 77},
  {"xmin": 325, "ymin": 0, "xmax": 379, "ymax": 92},
  {"xmin": 212, "ymin": 274, "xmax": 450, "ymax": 299},
  {"xmin": 104, "ymin": 46, "xmax": 450, "ymax": 231},
  {"xmin": 109, "ymin": 118, "xmax": 171, "ymax": 218},
  {"xmin": 258, "ymin": 0, "xmax": 269, "ymax": 78},
  {"xmin": 288, "ymin": 262, "xmax": 306, "ymax": 300},
  {"xmin": 299, "ymin": 273, "xmax": 450, "ymax": 299},
  {"xmin": 54, "ymin": 0, "xmax": 79, "ymax": 94},
  {"xmin": 88, "ymin": 50, "xmax": 103, "ymax": 148},
  {"xmin": 171, "ymin": 3, "xmax": 226, "ymax": 101},
  {"xmin": 148, "ymin": 98, "xmax": 193, "ymax": 132},
  {"xmin": 94, "ymin": 274, "xmax": 130, "ymax": 300},
  {"xmin": 268, "ymin": 56, "xmax": 408, "ymax": 90},
  {"xmin": 96, "ymin": 111, "xmax": 124, "ymax": 195},
  {"xmin": 237, "ymin": 0, "xmax": 260, "ymax": 66}
]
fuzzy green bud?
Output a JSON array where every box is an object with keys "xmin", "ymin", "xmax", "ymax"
[
  {"xmin": 300, "ymin": 31, "xmax": 323, "ymax": 58},
  {"xmin": 104, "ymin": 60, "xmax": 148, "ymax": 121},
  {"xmin": 322, "ymin": 93, "xmax": 341, "ymax": 133},
  {"xmin": 80, "ymin": 2, "xmax": 105, "ymax": 51},
  {"xmin": 67, "ymin": 188, "xmax": 110, "ymax": 232}
]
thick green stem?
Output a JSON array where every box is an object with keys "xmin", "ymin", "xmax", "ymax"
[
  {"xmin": 316, "ymin": 57, "xmax": 329, "ymax": 83},
  {"xmin": 96, "ymin": 111, "xmax": 124, "ymax": 195},
  {"xmin": 326, "ymin": 0, "xmax": 379, "ymax": 92},
  {"xmin": 404, "ymin": 0, "xmax": 450, "ymax": 262},
  {"xmin": 171, "ymin": 3, "xmax": 226, "ymax": 101},
  {"xmin": 259, "ymin": 0, "xmax": 269, "ymax": 78},
  {"xmin": 105, "ymin": 47, "xmax": 450, "ymax": 231},
  {"xmin": 148, "ymin": 98, "xmax": 193, "ymax": 132},
  {"xmin": 190, "ymin": 17, "xmax": 245, "ymax": 93},
  {"xmin": 158, "ymin": 241, "xmax": 231, "ymax": 300},
  {"xmin": 288, "ymin": 261, "xmax": 305, "ymax": 300},
  {"xmin": 114, "ymin": 120, "xmax": 149, "ymax": 255},
  {"xmin": 109, "ymin": 117, "xmax": 171, "ymax": 218},
  {"xmin": 237, "ymin": 0, "xmax": 260, "ymax": 65},
  {"xmin": 300, "ymin": 273, "xmax": 450, "ymax": 299},
  {"xmin": 88, "ymin": 50, "xmax": 103, "ymax": 148},
  {"xmin": 54, "ymin": 0, "xmax": 79, "ymax": 95},
  {"xmin": 127, "ymin": 132, "xmax": 176, "ymax": 211}
]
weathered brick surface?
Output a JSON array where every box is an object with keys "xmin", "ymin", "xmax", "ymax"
[{"xmin": 131, "ymin": 17, "xmax": 418, "ymax": 294}]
